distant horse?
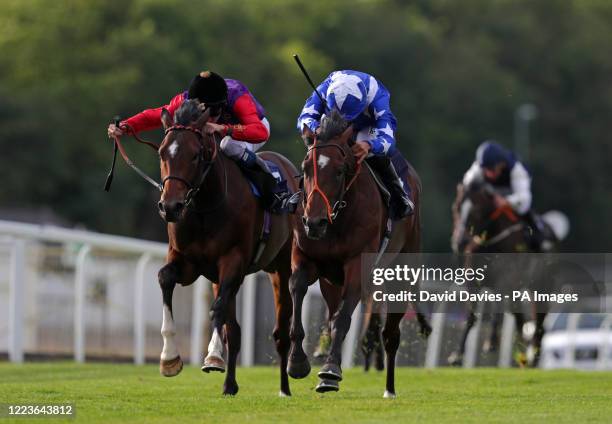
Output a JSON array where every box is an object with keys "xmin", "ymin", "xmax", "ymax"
[
  {"xmin": 287, "ymin": 111, "xmax": 424, "ymax": 397},
  {"xmin": 155, "ymin": 100, "xmax": 298, "ymax": 396},
  {"xmin": 449, "ymin": 183, "xmax": 571, "ymax": 366}
]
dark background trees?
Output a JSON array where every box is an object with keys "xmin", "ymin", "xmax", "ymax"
[{"xmin": 0, "ymin": 0, "xmax": 610, "ymax": 251}]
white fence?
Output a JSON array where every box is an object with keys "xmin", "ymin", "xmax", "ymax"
[
  {"xmin": 4, "ymin": 219, "xmax": 606, "ymax": 369},
  {"xmin": 0, "ymin": 220, "xmax": 364, "ymax": 368}
]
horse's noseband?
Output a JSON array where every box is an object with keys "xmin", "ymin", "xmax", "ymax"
[
  {"xmin": 303, "ymin": 141, "xmax": 360, "ymax": 223},
  {"xmin": 161, "ymin": 125, "xmax": 217, "ymax": 208}
]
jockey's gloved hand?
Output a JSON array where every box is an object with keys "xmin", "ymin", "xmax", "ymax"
[
  {"xmin": 351, "ymin": 140, "xmax": 371, "ymax": 164},
  {"xmin": 107, "ymin": 123, "xmax": 125, "ymax": 139}
]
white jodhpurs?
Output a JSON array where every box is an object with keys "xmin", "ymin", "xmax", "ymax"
[
  {"xmin": 356, "ymin": 126, "xmax": 377, "ymax": 160},
  {"xmin": 220, "ymin": 117, "xmax": 270, "ymax": 163}
]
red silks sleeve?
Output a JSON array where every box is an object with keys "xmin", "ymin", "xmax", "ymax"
[
  {"xmin": 122, "ymin": 93, "xmax": 185, "ymax": 133},
  {"xmin": 227, "ymin": 94, "xmax": 269, "ymax": 143}
]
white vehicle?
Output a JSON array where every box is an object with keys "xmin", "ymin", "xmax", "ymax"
[{"xmin": 540, "ymin": 313, "xmax": 612, "ymax": 370}]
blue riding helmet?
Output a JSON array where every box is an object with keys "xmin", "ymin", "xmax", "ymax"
[
  {"xmin": 476, "ymin": 141, "xmax": 513, "ymax": 169},
  {"xmin": 325, "ymin": 73, "xmax": 368, "ymax": 122}
]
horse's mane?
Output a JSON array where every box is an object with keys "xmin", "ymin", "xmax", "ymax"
[
  {"xmin": 318, "ymin": 110, "xmax": 350, "ymax": 143},
  {"xmin": 174, "ymin": 99, "xmax": 202, "ymax": 126}
]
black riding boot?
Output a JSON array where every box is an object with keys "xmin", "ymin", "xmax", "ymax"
[
  {"xmin": 366, "ymin": 156, "xmax": 414, "ymax": 220},
  {"xmin": 523, "ymin": 211, "xmax": 548, "ymax": 251},
  {"xmin": 239, "ymin": 152, "xmax": 299, "ymax": 214}
]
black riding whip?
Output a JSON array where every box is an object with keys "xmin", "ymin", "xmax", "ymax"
[
  {"xmin": 293, "ymin": 54, "xmax": 328, "ymax": 110},
  {"xmin": 104, "ymin": 115, "xmax": 121, "ymax": 192}
]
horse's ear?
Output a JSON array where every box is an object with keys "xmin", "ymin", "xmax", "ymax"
[
  {"xmin": 193, "ymin": 107, "xmax": 211, "ymax": 130},
  {"xmin": 341, "ymin": 125, "xmax": 354, "ymax": 143},
  {"xmin": 161, "ymin": 108, "xmax": 172, "ymax": 130}
]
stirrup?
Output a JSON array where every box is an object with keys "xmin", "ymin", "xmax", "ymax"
[
  {"xmin": 270, "ymin": 191, "xmax": 300, "ymax": 214},
  {"xmin": 391, "ymin": 196, "xmax": 414, "ymax": 220}
]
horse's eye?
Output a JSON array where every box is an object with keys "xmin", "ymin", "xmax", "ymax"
[{"xmin": 192, "ymin": 153, "xmax": 200, "ymax": 162}]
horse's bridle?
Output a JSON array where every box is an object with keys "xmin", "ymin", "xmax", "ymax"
[
  {"xmin": 161, "ymin": 125, "xmax": 220, "ymax": 209},
  {"xmin": 466, "ymin": 200, "xmax": 523, "ymax": 249},
  {"xmin": 303, "ymin": 140, "xmax": 361, "ymax": 223}
]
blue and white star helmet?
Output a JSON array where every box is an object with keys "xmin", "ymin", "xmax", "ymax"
[{"xmin": 325, "ymin": 72, "xmax": 367, "ymax": 121}]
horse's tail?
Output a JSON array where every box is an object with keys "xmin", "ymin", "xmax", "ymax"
[
  {"xmin": 405, "ymin": 161, "xmax": 422, "ymax": 252},
  {"xmin": 541, "ymin": 210, "xmax": 570, "ymax": 241}
]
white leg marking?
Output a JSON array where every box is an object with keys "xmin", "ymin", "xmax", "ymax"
[
  {"xmin": 317, "ymin": 154, "xmax": 330, "ymax": 169},
  {"xmin": 206, "ymin": 327, "xmax": 224, "ymax": 359},
  {"xmin": 383, "ymin": 390, "xmax": 396, "ymax": 399},
  {"xmin": 160, "ymin": 305, "xmax": 179, "ymax": 360},
  {"xmin": 168, "ymin": 141, "xmax": 179, "ymax": 158}
]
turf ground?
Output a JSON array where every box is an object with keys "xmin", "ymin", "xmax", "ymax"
[{"xmin": 0, "ymin": 363, "xmax": 611, "ymax": 423}]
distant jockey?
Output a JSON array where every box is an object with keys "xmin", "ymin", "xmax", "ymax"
[
  {"xmin": 462, "ymin": 140, "xmax": 547, "ymax": 250},
  {"xmin": 297, "ymin": 70, "xmax": 414, "ymax": 219},
  {"xmin": 107, "ymin": 71, "xmax": 297, "ymax": 213}
]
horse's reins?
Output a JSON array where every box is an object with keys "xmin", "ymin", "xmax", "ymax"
[
  {"xmin": 106, "ymin": 122, "xmax": 226, "ymax": 213},
  {"xmin": 305, "ymin": 140, "xmax": 361, "ymax": 222},
  {"xmin": 471, "ymin": 204, "xmax": 523, "ymax": 247},
  {"xmin": 105, "ymin": 121, "xmax": 163, "ymax": 192}
]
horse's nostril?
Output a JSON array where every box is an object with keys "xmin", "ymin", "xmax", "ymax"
[
  {"xmin": 302, "ymin": 216, "xmax": 307, "ymax": 225},
  {"xmin": 158, "ymin": 202, "xmax": 165, "ymax": 212}
]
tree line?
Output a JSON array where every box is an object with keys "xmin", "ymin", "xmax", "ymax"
[{"xmin": 0, "ymin": 0, "xmax": 610, "ymax": 251}]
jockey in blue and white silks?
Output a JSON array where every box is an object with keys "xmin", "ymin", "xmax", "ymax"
[{"xmin": 297, "ymin": 70, "xmax": 413, "ymax": 219}]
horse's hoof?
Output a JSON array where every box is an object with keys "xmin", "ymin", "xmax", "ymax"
[
  {"xmin": 482, "ymin": 339, "xmax": 498, "ymax": 353},
  {"xmin": 315, "ymin": 378, "xmax": 339, "ymax": 393},
  {"xmin": 223, "ymin": 382, "xmax": 239, "ymax": 396},
  {"xmin": 515, "ymin": 351, "xmax": 528, "ymax": 368},
  {"xmin": 383, "ymin": 390, "xmax": 396, "ymax": 399},
  {"xmin": 160, "ymin": 356, "xmax": 183, "ymax": 377},
  {"xmin": 318, "ymin": 363, "xmax": 342, "ymax": 381},
  {"xmin": 447, "ymin": 352, "xmax": 463, "ymax": 367},
  {"xmin": 419, "ymin": 324, "xmax": 433, "ymax": 339},
  {"xmin": 202, "ymin": 355, "xmax": 226, "ymax": 373},
  {"xmin": 279, "ymin": 390, "xmax": 291, "ymax": 398},
  {"xmin": 287, "ymin": 356, "xmax": 311, "ymax": 379}
]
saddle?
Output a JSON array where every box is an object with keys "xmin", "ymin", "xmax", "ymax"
[
  {"xmin": 243, "ymin": 159, "xmax": 287, "ymax": 198},
  {"xmin": 364, "ymin": 161, "xmax": 391, "ymax": 206}
]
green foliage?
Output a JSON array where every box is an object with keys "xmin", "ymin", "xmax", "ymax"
[{"xmin": 0, "ymin": 0, "xmax": 610, "ymax": 250}]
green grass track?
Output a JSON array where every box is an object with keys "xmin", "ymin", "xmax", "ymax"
[{"xmin": 0, "ymin": 363, "xmax": 611, "ymax": 423}]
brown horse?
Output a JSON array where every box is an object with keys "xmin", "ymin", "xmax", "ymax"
[
  {"xmin": 287, "ymin": 111, "xmax": 422, "ymax": 397},
  {"xmin": 449, "ymin": 183, "xmax": 556, "ymax": 366},
  {"xmin": 448, "ymin": 184, "xmax": 529, "ymax": 365},
  {"xmin": 155, "ymin": 100, "xmax": 297, "ymax": 396}
]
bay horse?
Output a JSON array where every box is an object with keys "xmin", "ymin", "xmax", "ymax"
[
  {"xmin": 449, "ymin": 183, "xmax": 561, "ymax": 366},
  {"xmin": 287, "ymin": 111, "xmax": 423, "ymax": 397},
  {"xmin": 155, "ymin": 100, "xmax": 297, "ymax": 396}
]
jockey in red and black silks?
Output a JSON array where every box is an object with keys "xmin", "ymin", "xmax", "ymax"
[{"xmin": 107, "ymin": 71, "xmax": 297, "ymax": 213}]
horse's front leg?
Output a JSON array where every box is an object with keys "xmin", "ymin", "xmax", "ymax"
[
  {"xmin": 448, "ymin": 305, "xmax": 477, "ymax": 366},
  {"xmin": 317, "ymin": 256, "xmax": 362, "ymax": 392},
  {"xmin": 202, "ymin": 252, "xmax": 246, "ymax": 395},
  {"xmin": 223, "ymin": 295, "xmax": 241, "ymax": 395},
  {"xmin": 269, "ymin": 266, "xmax": 293, "ymax": 397},
  {"xmin": 201, "ymin": 283, "xmax": 226, "ymax": 373},
  {"xmin": 287, "ymin": 249, "xmax": 318, "ymax": 379},
  {"xmin": 158, "ymin": 251, "xmax": 199, "ymax": 377},
  {"xmin": 528, "ymin": 312, "xmax": 547, "ymax": 367}
]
